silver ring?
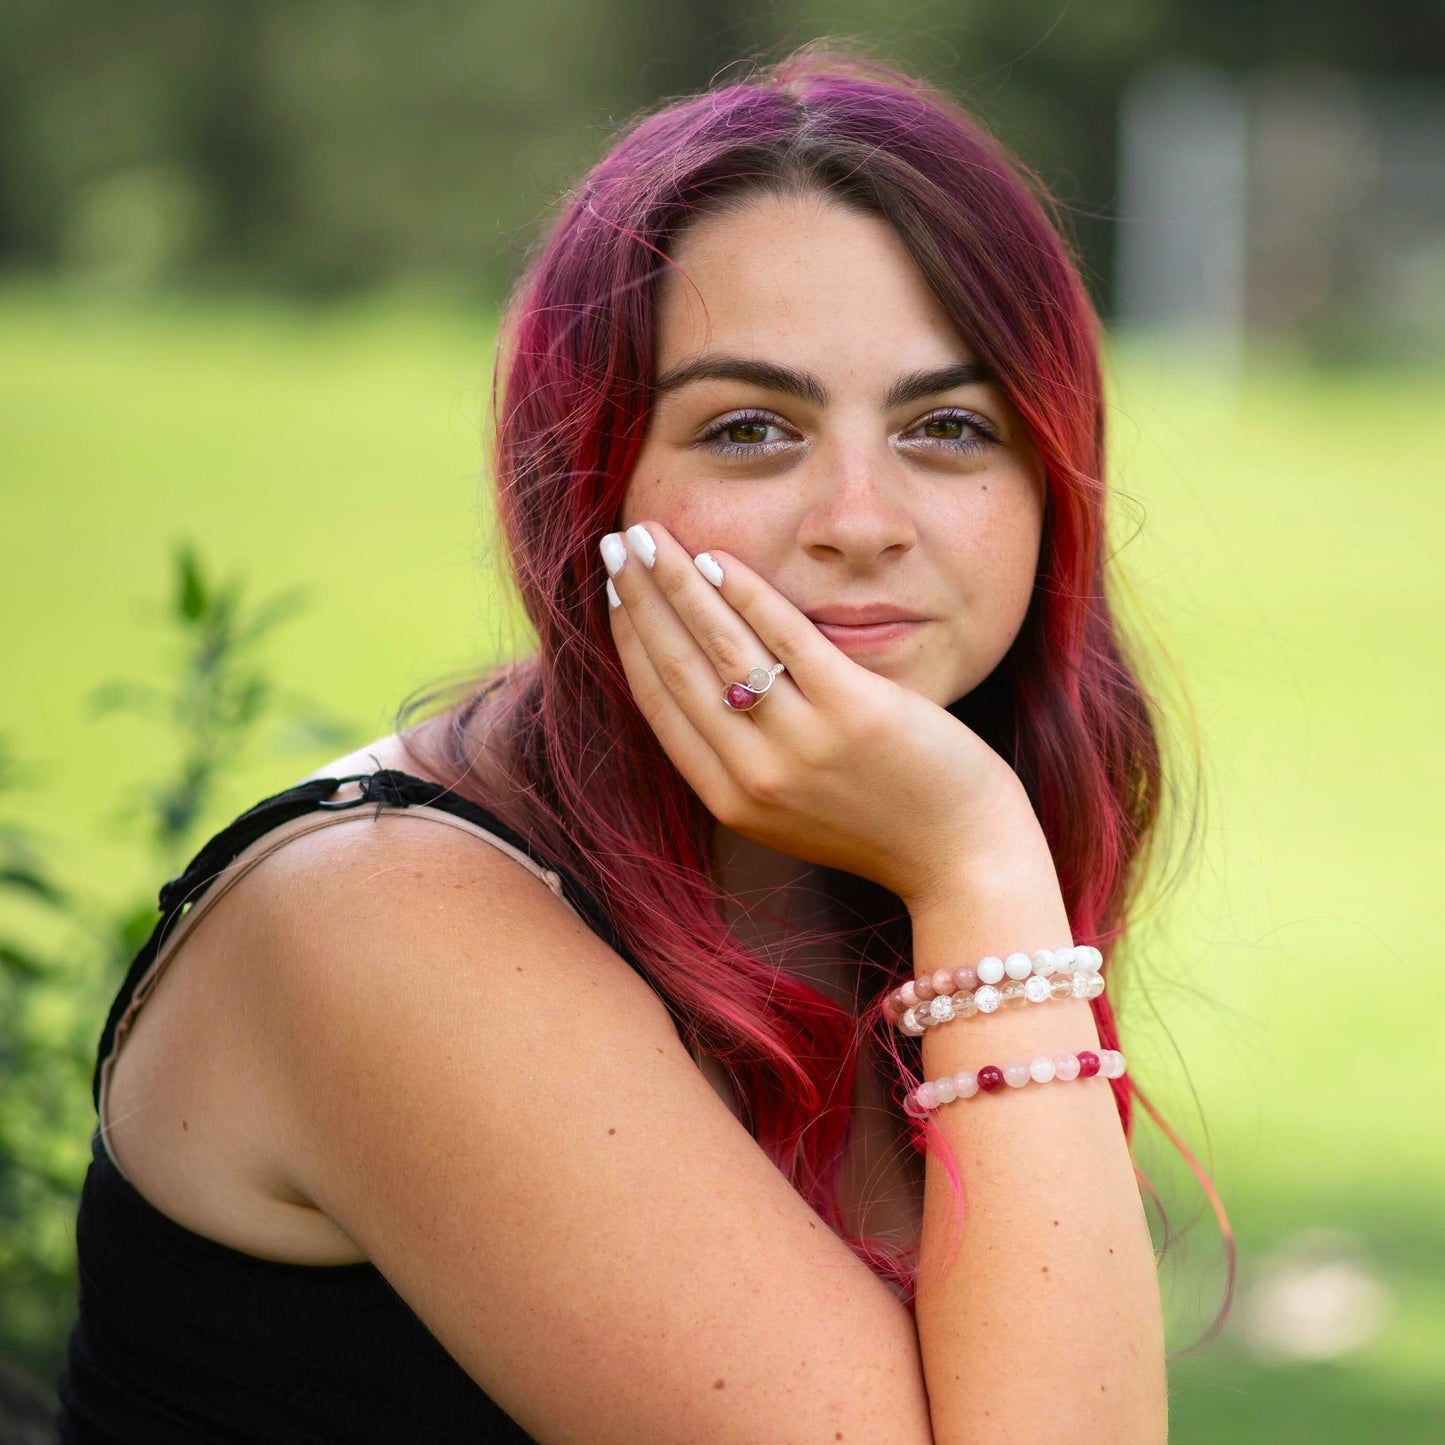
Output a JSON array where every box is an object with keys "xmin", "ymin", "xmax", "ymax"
[{"xmin": 722, "ymin": 662, "xmax": 786, "ymax": 712}]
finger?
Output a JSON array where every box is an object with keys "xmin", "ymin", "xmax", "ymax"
[
  {"xmin": 679, "ymin": 544, "xmax": 858, "ymax": 710},
  {"xmin": 605, "ymin": 523, "xmax": 803, "ymax": 758},
  {"xmin": 604, "ymin": 571, "xmax": 750, "ymax": 813},
  {"xmin": 634, "ymin": 523, "xmax": 803, "ymax": 701}
]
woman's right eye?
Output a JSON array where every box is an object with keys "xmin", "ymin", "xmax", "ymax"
[{"xmin": 697, "ymin": 411, "xmax": 793, "ymax": 455}]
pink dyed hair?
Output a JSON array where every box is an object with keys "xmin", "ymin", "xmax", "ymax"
[{"xmin": 405, "ymin": 46, "xmax": 1234, "ymax": 1346}]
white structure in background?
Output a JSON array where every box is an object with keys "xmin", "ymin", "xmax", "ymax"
[
  {"xmin": 1117, "ymin": 65, "xmax": 1445, "ymax": 364},
  {"xmin": 1117, "ymin": 65, "xmax": 1249, "ymax": 377}
]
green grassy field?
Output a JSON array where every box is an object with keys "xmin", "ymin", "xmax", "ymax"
[{"xmin": 3, "ymin": 283, "xmax": 1442, "ymax": 1437}]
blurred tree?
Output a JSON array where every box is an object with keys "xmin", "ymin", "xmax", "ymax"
[{"xmin": 1, "ymin": 0, "xmax": 1441, "ymax": 302}]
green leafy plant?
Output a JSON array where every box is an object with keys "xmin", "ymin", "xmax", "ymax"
[{"xmin": 0, "ymin": 547, "xmax": 355, "ymax": 1382}]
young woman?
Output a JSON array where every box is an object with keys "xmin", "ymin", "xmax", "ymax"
[{"xmin": 59, "ymin": 48, "xmax": 1229, "ymax": 1444}]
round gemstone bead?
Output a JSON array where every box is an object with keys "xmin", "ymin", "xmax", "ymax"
[
  {"xmin": 973, "ymin": 984, "xmax": 1001, "ymax": 1014},
  {"xmin": 1076, "ymin": 945, "xmax": 1103, "ymax": 973},
  {"xmin": 1071, "ymin": 972, "xmax": 1093, "ymax": 999},
  {"xmin": 914, "ymin": 1081, "xmax": 939, "ymax": 1110},
  {"xmin": 1054, "ymin": 1053, "xmax": 1081, "ymax": 1081},
  {"xmin": 953, "ymin": 1070, "xmax": 979, "ymax": 1098},
  {"xmin": 899, "ymin": 1008, "xmax": 924, "ymax": 1036},
  {"xmin": 1002, "ymin": 1060, "xmax": 1030, "ymax": 1088},
  {"xmin": 999, "ymin": 982, "xmax": 1027, "ymax": 1008},
  {"xmin": 1054, "ymin": 946, "xmax": 1078, "ymax": 973},
  {"xmin": 914, "ymin": 977, "xmax": 936, "ymax": 1001},
  {"xmin": 1049, "ymin": 977, "xmax": 1074, "ymax": 1000},
  {"xmin": 724, "ymin": 682, "xmax": 758, "ymax": 709},
  {"xmin": 1029, "ymin": 1054, "xmax": 1056, "ymax": 1083},
  {"xmin": 1032, "ymin": 948, "xmax": 1057, "ymax": 976},
  {"xmin": 952, "ymin": 964, "xmax": 980, "ymax": 994},
  {"xmin": 932, "ymin": 968, "xmax": 955, "ymax": 996},
  {"xmin": 898, "ymin": 980, "xmax": 919, "ymax": 1009},
  {"xmin": 1077, "ymin": 1050, "xmax": 1101, "ymax": 1078},
  {"xmin": 933, "ymin": 1075, "xmax": 957, "ymax": 1103},
  {"xmin": 1024, "ymin": 974, "xmax": 1052, "ymax": 1003},
  {"xmin": 1111, "ymin": 1051, "xmax": 1128, "ymax": 1079},
  {"xmin": 745, "ymin": 666, "xmax": 774, "ymax": 691},
  {"xmin": 1085, "ymin": 973, "xmax": 1106, "ymax": 999},
  {"xmin": 954, "ymin": 992, "xmax": 978, "ymax": 1017},
  {"xmin": 1004, "ymin": 951, "xmax": 1033, "ymax": 980},
  {"xmin": 976, "ymin": 956, "xmax": 1006, "ymax": 985},
  {"xmin": 977, "ymin": 1065, "xmax": 1005, "ymax": 1092},
  {"xmin": 930, "ymin": 992, "xmax": 955, "ymax": 1023}
]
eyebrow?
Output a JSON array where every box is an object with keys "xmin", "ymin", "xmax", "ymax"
[{"xmin": 652, "ymin": 356, "xmax": 993, "ymax": 410}]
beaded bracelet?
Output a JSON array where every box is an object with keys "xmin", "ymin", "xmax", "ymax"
[
  {"xmin": 905, "ymin": 1049, "xmax": 1127, "ymax": 1116},
  {"xmin": 889, "ymin": 946, "xmax": 1105, "ymax": 1036},
  {"xmin": 889, "ymin": 945, "xmax": 1103, "ymax": 1015},
  {"xmin": 899, "ymin": 969, "xmax": 1107, "ymax": 1035}
]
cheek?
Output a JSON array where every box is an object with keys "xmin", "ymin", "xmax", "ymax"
[
  {"xmin": 622, "ymin": 483, "xmax": 765, "ymax": 561},
  {"xmin": 939, "ymin": 484, "xmax": 1043, "ymax": 609}
]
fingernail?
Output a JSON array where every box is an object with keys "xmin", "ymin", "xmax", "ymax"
[
  {"xmin": 694, "ymin": 552, "xmax": 724, "ymax": 587},
  {"xmin": 599, "ymin": 532, "xmax": 628, "ymax": 577},
  {"xmin": 625, "ymin": 523, "xmax": 656, "ymax": 568},
  {"xmin": 605, "ymin": 578, "xmax": 621, "ymax": 610}
]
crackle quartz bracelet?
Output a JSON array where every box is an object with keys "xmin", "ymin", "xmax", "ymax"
[
  {"xmin": 905, "ymin": 1049, "xmax": 1127, "ymax": 1116},
  {"xmin": 890, "ymin": 946, "xmax": 1105, "ymax": 1036},
  {"xmin": 899, "ymin": 970, "xmax": 1107, "ymax": 1035}
]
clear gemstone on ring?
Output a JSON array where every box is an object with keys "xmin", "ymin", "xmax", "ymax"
[{"xmin": 745, "ymin": 666, "xmax": 773, "ymax": 691}]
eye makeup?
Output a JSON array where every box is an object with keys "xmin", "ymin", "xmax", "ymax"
[{"xmin": 694, "ymin": 406, "xmax": 1001, "ymax": 458}]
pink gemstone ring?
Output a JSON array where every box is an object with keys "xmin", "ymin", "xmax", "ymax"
[{"xmin": 722, "ymin": 662, "xmax": 786, "ymax": 712}]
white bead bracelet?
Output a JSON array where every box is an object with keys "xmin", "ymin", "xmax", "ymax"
[
  {"xmin": 899, "ymin": 970, "xmax": 1107, "ymax": 1035},
  {"xmin": 891, "ymin": 946, "xmax": 1106, "ymax": 1036}
]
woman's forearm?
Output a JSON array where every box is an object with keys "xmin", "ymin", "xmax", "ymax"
[{"xmin": 908, "ymin": 820, "xmax": 1168, "ymax": 1444}]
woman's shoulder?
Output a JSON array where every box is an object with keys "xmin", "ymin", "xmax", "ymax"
[
  {"xmin": 98, "ymin": 729, "xmax": 686, "ymax": 1270},
  {"xmin": 259, "ymin": 730, "xmax": 584, "ymax": 937}
]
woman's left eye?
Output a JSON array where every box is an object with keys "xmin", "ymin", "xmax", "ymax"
[{"xmin": 905, "ymin": 409, "xmax": 999, "ymax": 451}]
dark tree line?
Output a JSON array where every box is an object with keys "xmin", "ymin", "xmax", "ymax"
[{"xmin": 1, "ymin": 0, "xmax": 1440, "ymax": 312}]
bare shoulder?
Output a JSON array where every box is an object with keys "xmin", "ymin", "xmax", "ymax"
[
  {"xmin": 240, "ymin": 792, "xmax": 658, "ymax": 1031},
  {"xmin": 222, "ymin": 784, "xmax": 930, "ymax": 1444}
]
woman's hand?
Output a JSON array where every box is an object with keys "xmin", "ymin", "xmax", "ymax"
[{"xmin": 601, "ymin": 520, "xmax": 1037, "ymax": 912}]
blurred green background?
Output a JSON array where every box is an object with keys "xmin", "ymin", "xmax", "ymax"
[{"xmin": 2, "ymin": 2, "xmax": 1443, "ymax": 1440}]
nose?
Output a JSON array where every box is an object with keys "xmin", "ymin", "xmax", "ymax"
[{"xmin": 795, "ymin": 447, "xmax": 918, "ymax": 564}]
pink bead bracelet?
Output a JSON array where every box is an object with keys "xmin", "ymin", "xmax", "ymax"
[{"xmin": 905, "ymin": 1049, "xmax": 1127, "ymax": 1116}]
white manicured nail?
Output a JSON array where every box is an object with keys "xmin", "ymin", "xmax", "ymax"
[
  {"xmin": 625, "ymin": 523, "xmax": 657, "ymax": 568},
  {"xmin": 605, "ymin": 578, "xmax": 621, "ymax": 610},
  {"xmin": 694, "ymin": 552, "xmax": 724, "ymax": 587},
  {"xmin": 599, "ymin": 532, "xmax": 628, "ymax": 576}
]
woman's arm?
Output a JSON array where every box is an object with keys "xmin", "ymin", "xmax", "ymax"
[
  {"xmin": 240, "ymin": 814, "xmax": 936, "ymax": 1445},
  {"xmin": 909, "ymin": 796, "xmax": 1168, "ymax": 1443},
  {"xmin": 591, "ymin": 523, "xmax": 1167, "ymax": 1440}
]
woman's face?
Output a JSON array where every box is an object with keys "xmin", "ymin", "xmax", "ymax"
[{"xmin": 618, "ymin": 191, "xmax": 1047, "ymax": 710}]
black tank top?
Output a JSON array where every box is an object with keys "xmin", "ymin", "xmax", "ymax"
[{"xmin": 56, "ymin": 769, "xmax": 645, "ymax": 1444}]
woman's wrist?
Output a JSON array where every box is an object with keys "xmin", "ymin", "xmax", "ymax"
[{"xmin": 904, "ymin": 791, "xmax": 1068, "ymax": 939}]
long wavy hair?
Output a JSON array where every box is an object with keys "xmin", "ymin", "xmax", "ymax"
[{"xmin": 404, "ymin": 46, "xmax": 1235, "ymax": 1347}]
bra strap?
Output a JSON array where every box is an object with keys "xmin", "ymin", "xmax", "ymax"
[{"xmin": 92, "ymin": 769, "xmax": 626, "ymax": 1107}]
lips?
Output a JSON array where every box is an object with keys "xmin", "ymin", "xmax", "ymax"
[
  {"xmin": 808, "ymin": 610, "xmax": 931, "ymax": 656},
  {"xmin": 805, "ymin": 605, "xmax": 931, "ymax": 626}
]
